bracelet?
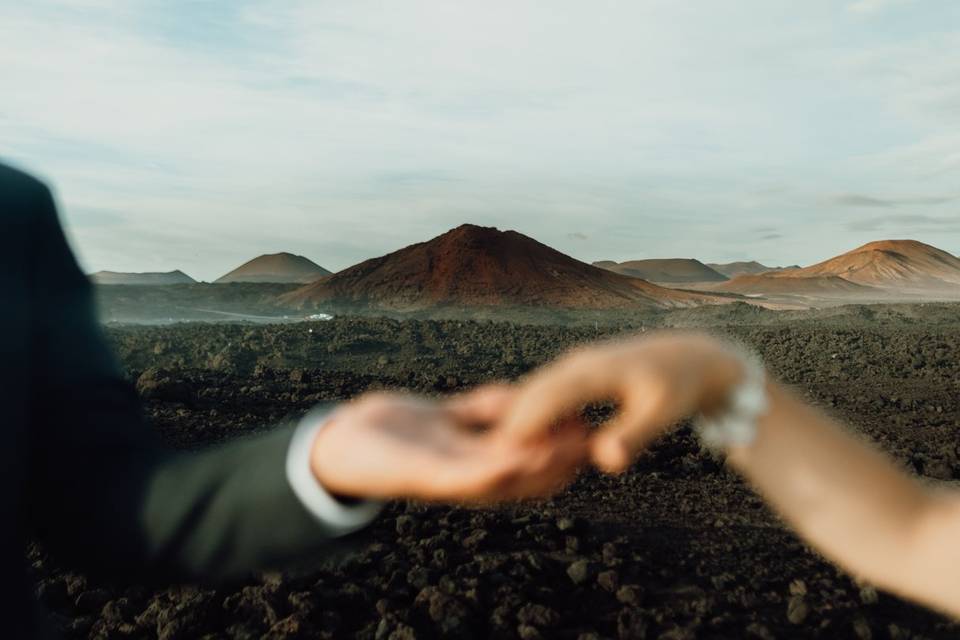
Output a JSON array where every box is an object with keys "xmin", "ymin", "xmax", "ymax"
[{"xmin": 693, "ymin": 347, "xmax": 769, "ymax": 449}]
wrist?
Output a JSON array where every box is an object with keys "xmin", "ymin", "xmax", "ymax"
[
  {"xmin": 698, "ymin": 348, "xmax": 750, "ymax": 415},
  {"xmin": 693, "ymin": 343, "xmax": 769, "ymax": 450},
  {"xmin": 287, "ymin": 408, "xmax": 384, "ymax": 534},
  {"xmin": 725, "ymin": 380, "xmax": 779, "ymax": 462},
  {"xmin": 308, "ymin": 416, "xmax": 355, "ymax": 500}
]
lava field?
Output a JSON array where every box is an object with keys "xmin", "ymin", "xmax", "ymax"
[{"xmin": 30, "ymin": 306, "xmax": 960, "ymax": 639}]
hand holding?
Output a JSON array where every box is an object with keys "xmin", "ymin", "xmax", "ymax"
[{"xmin": 309, "ymin": 385, "xmax": 588, "ymax": 503}]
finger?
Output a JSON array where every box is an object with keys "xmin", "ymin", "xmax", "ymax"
[
  {"xmin": 589, "ymin": 374, "xmax": 684, "ymax": 473},
  {"xmin": 470, "ymin": 418, "xmax": 589, "ymax": 501},
  {"xmin": 497, "ymin": 348, "xmax": 625, "ymax": 443},
  {"xmin": 443, "ymin": 383, "xmax": 516, "ymax": 428},
  {"xmin": 503, "ymin": 418, "xmax": 590, "ymax": 498},
  {"xmin": 425, "ymin": 418, "xmax": 588, "ymax": 503}
]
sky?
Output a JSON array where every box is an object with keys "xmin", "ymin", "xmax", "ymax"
[{"xmin": 2, "ymin": 0, "xmax": 959, "ymax": 281}]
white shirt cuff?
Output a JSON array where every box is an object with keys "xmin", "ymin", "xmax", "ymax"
[{"xmin": 285, "ymin": 408, "xmax": 383, "ymax": 537}]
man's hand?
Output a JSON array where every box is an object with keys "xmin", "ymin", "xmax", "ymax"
[
  {"xmin": 309, "ymin": 385, "xmax": 588, "ymax": 503},
  {"xmin": 499, "ymin": 333, "xmax": 747, "ymax": 473}
]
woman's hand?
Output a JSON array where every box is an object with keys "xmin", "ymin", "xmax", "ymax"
[
  {"xmin": 499, "ymin": 332, "xmax": 748, "ymax": 472},
  {"xmin": 309, "ymin": 385, "xmax": 588, "ymax": 503}
]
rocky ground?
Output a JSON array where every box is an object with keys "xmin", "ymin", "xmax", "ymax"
[{"xmin": 29, "ymin": 304, "xmax": 960, "ymax": 639}]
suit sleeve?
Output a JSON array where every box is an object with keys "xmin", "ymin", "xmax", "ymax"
[{"xmin": 26, "ymin": 182, "xmax": 356, "ymax": 581}]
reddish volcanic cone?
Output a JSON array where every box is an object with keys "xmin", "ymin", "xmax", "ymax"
[{"xmin": 280, "ymin": 224, "xmax": 726, "ymax": 311}]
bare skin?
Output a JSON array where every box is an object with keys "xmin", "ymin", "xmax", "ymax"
[
  {"xmin": 499, "ymin": 332, "xmax": 960, "ymax": 618},
  {"xmin": 310, "ymin": 385, "xmax": 588, "ymax": 504}
]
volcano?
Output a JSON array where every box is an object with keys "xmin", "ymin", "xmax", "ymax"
[
  {"xmin": 215, "ymin": 253, "xmax": 331, "ymax": 284},
  {"xmin": 280, "ymin": 224, "xmax": 726, "ymax": 311}
]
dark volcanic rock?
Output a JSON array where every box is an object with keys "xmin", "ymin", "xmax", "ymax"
[{"xmin": 27, "ymin": 309, "xmax": 960, "ymax": 639}]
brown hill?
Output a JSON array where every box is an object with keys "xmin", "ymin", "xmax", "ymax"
[
  {"xmin": 707, "ymin": 261, "xmax": 772, "ymax": 278},
  {"xmin": 706, "ymin": 261, "xmax": 801, "ymax": 278},
  {"xmin": 593, "ymin": 258, "xmax": 727, "ymax": 283},
  {"xmin": 705, "ymin": 240, "xmax": 960, "ymax": 300},
  {"xmin": 216, "ymin": 253, "xmax": 331, "ymax": 284},
  {"xmin": 707, "ymin": 274, "xmax": 879, "ymax": 298},
  {"xmin": 280, "ymin": 224, "xmax": 727, "ymax": 311},
  {"xmin": 91, "ymin": 270, "xmax": 196, "ymax": 285},
  {"xmin": 785, "ymin": 240, "xmax": 960, "ymax": 292}
]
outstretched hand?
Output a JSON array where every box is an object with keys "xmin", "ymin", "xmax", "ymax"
[
  {"xmin": 498, "ymin": 333, "xmax": 748, "ymax": 473},
  {"xmin": 309, "ymin": 385, "xmax": 588, "ymax": 503}
]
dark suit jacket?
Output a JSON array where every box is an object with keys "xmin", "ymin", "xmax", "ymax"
[{"xmin": 0, "ymin": 163, "xmax": 344, "ymax": 638}]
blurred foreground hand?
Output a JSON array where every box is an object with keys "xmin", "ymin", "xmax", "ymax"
[
  {"xmin": 499, "ymin": 333, "xmax": 745, "ymax": 473},
  {"xmin": 310, "ymin": 385, "xmax": 588, "ymax": 502}
]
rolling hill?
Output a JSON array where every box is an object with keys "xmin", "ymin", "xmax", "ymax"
[
  {"xmin": 707, "ymin": 274, "xmax": 879, "ymax": 298},
  {"xmin": 706, "ymin": 261, "xmax": 801, "ymax": 278},
  {"xmin": 593, "ymin": 258, "xmax": 727, "ymax": 283},
  {"xmin": 90, "ymin": 270, "xmax": 196, "ymax": 285}
]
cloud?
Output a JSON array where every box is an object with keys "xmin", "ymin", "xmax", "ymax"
[
  {"xmin": 1, "ymin": 2, "xmax": 959, "ymax": 277},
  {"xmin": 845, "ymin": 214, "xmax": 960, "ymax": 233},
  {"xmin": 69, "ymin": 206, "xmax": 126, "ymax": 227},
  {"xmin": 832, "ymin": 193, "xmax": 956, "ymax": 207},
  {"xmin": 847, "ymin": 0, "xmax": 916, "ymax": 14},
  {"xmin": 834, "ymin": 194, "xmax": 893, "ymax": 208},
  {"xmin": 567, "ymin": 232, "xmax": 588, "ymax": 241}
]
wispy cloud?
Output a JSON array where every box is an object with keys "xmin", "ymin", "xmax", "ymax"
[
  {"xmin": 830, "ymin": 193, "xmax": 958, "ymax": 208},
  {"xmin": 846, "ymin": 214, "xmax": 960, "ymax": 233},
  {"xmin": 847, "ymin": 0, "xmax": 916, "ymax": 15},
  {"xmin": 1, "ymin": 2, "xmax": 959, "ymax": 276},
  {"xmin": 833, "ymin": 193, "xmax": 956, "ymax": 207},
  {"xmin": 69, "ymin": 206, "xmax": 126, "ymax": 227}
]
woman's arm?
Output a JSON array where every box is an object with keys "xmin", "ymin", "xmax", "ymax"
[
  {"xmin": 501, "ymin": 332, "xmax": 960, "ymax": 617},
  {"xmin": 728, "ymin": 381, "xmax": 960, "ymax": 616}
]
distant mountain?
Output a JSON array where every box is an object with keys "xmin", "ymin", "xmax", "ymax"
[
  {"xmin": 215, "ymin": 253, "xmax": 331, "ymax": 284},
  {"xmin": 280, "ymin": 224, "xmax": 726, "ymax": 311},
  {"xmin": 785, "ymin": 240, "xmax": 960, "ymax": 292},
  {"xmin": 706, "ymin": 261, "xmax": 801, "ymax": 278},
  {"xmin": 708, "ymin": 261, "xmax": 771, "ymax": 278},
  {"xmin": 708, "ymin": 274, "xmax": 878, "ymax": 298},
  {"xmin": 91, "ymin": 270, "xmax": 196, "ymax": 285},
  {"xmin": 594, "ymin": 258, "xmax": 727, "ymax": 283},
  {"xmin": 706, "ymin": 240, "xmax": 960, "ymax": 299}
]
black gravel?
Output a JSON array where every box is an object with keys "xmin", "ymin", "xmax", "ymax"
[{"xmin": 29, "ymin": 305, "xmax": 960, "ymax": 638}]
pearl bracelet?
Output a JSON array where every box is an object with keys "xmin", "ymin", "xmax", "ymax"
[{"xmin": 694, "ymin": 348, "xmax": 769, "ymax": 449}]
